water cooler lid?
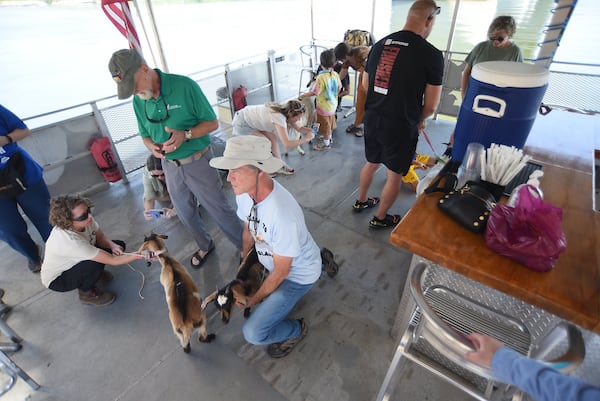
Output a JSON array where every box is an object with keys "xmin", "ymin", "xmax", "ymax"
[{"xmin": 472, "ymin": 61, "xmax": 549, "ymax": 88}]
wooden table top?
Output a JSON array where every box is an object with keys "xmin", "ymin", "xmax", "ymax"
[{"xmin": 390, "ymin": 142, "xmax": 600, "ymax": 333}]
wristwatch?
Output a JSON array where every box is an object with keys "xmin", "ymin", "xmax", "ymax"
[{"xmin": 184, "ymin": 129, "xmax": 193, "ymax": 140}]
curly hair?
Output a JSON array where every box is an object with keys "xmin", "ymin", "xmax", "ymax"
[
  {"xmin": 488, "ymin": 16, "xmax": 517, "ymax": 38},
  {"xmin": 267, "ymin": 99, "xmax": 306, "ymax": 120},
  {"xmin": 49, "ymin": 195, "xmax": 93, "ymax": 230}
]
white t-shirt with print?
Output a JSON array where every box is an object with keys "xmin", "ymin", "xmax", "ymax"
[
  {"xmin": 239, "ymin": 105, "xmax": 287, "ymax": 133},
  {"xmin": 236, "ymin": 180, "xmax": 321, "ymax": 285},
  {"xmin": 40, "ymin": 219, "xmax": 101, "ymax": 287}
]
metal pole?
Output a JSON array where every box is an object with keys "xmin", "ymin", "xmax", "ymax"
[
  {"xmin": 370, "ymin": 0, "xmax": 376, "ymax": 35},
  {"xmin": 131, "ymin": 0, "xmax": 159, "ymax": 67},
  {"xmin": 310, "ymin": 0, "xmax": 315, "ymax": 44},
  {"xmin": 444, "ymin": 0, "xmax": 460, "ymax": 55},
  {"xmin": 145, "ymin": 0, "xmax": 169, "ymax": 72},
  {"xmin": 434, "ymin": 0, "xmax": 461, "ymax": 119}
]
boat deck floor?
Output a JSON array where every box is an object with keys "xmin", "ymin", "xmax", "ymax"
[{"xmin": 1, "ymin": 106, "xmax": 598, "ymax": 401}]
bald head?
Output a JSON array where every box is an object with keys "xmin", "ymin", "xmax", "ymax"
[
  {"xmin": 409, "ymin": 0, "xmax": 438, "ymax": 17},
  {"xmin": 404, "ymin": 0, "xmax": 439, "ymax": 38}
]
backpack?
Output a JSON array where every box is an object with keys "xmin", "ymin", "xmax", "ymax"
[
  {"xmin": 90, "ymin": 136, "xmax": 122, "ymax": 183},
  {"xmin": 232, "ymin": 85, "xmax": 248, "ymax": 112},
  {"xmin": 344, "ymin": 29, "xmax": 375, "ymax": 47}
]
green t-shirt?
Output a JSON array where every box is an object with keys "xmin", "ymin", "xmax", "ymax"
[
  {"xmin": 133, "ymin": 69, "xmax": 216, "ymax": 159},
  {"xmin": 465, "ymin": 40, "xmax": 523, "ymax": 67}
]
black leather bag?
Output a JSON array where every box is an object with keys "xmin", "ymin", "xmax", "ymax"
[
  {"xmin": 0, "ymin": 151, "xmax": 27, "ymax": 198},
  {"xmin": 437, "ymin": 181, "xmax": 497, "ymax": 233}
]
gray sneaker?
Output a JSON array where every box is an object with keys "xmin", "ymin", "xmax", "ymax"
[{"xmin": 267, "ymin": 319, "xmax": 308, "ymax": 358}]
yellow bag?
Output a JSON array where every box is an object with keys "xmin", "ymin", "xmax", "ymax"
[{"xmin": 343, "ymin": 29, "xmax": 375, "ymax": 47}]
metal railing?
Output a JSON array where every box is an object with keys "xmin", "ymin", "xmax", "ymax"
[{"xmin": 20, "ymin": 45, "xmax": 600, "ymax": 197}]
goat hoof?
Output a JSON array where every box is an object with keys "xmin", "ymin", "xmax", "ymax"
[
  {"xmin": 200, "ymin": 333, "xmax": 216, "ymax": 343},
  {"xmin": 183, "ymin": 344, "xmax": 191, "ymax": 353}
]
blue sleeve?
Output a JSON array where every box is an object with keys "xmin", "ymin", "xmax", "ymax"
[
  {"xmin": 0, "ymin": 104, "xmax": 27, "ymax": 136},
  {"xmin": 492, "ymin": 346, "xmax": 600, "ymax": 401}
]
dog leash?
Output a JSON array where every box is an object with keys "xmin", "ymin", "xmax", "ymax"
[
  {"xmin": 121, "ymin": 252, "xmax": 149, "ymax": 300},
  {"xmin": 125, "ymin": 263, "xmax": 146, "ymax": 300},
  {"xmin": 420, "ymin": 129, "xmax": 446, "ymax": 164}
]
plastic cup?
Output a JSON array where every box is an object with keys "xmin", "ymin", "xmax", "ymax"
[{"xmin": 462, "ymin": 142, "xmax": 484, "ymax": 171}]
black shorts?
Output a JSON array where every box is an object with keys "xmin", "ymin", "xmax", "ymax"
[{"xmin": 363, "ymin": 111, "xmax": 419, "ymax": 175}]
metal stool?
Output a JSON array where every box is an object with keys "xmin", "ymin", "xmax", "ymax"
[
  {"xmin": 0, "ymin": 291, "xmax": 40, "ymax": 395},
  {"xmin": 298, "ymin": 44, "xmax": 329, "ymax": 96},
  {"xmin": 377, "ymin": 262, "xmax": 585, "ymax": 401}
]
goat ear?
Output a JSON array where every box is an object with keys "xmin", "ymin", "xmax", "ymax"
[{"xmin": 202, "ymin": 290, "xmax": 218, "ymax": 309}]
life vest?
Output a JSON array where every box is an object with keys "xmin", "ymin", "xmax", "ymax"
[{"xmin": 90, "ymin": 136, "xmax": 122, "ymax": 183}]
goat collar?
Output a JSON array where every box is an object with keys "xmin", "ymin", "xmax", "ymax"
[
  {"xmin": 232, "ymin": 278, "xmax": 246, "ymax": 288},
  {"xmin": 152, "ymin": 248, "xmax": 167, "ymax": 257}
]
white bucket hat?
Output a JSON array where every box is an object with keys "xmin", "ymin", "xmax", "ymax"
[{"xmin": 209, "ymin": 136, "xmax": 284, "ymax": 174}]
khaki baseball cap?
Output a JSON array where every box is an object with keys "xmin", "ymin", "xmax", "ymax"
[{"xmin": 108, "ymin": 49, "xmax": 143, "ymax": 99}]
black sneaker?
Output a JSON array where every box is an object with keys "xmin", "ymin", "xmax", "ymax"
[
  {"xmin": 353, "ymin": 197, "xmax": 380, "ymax": 213},
  {"xmin": 320, "ymin": 248, "xmax": 339, "ymax": 278},
  {"xmin": 369, "ymin": 214, "xmax": 402, "ymax": 229},
  {"xmin": 267, "ymin": 319, "xmax": 308, "ymax": 358}
]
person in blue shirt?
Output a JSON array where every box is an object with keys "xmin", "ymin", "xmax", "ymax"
[
  {"xmin": 0, "ymin": 104, "xmax": 52, "ymax": 273},
  {"xmin": 465, "ymin": 333, "xmax": 600, "ymax": 401}
]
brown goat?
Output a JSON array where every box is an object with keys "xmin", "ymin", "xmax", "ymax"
[
  {"xmin": 139, "ymin": 233, "xmax": 215, "ymax": 353},
  {"xmin": 203, "ymin": 247, "xmax": 268, "ymax": 324}
]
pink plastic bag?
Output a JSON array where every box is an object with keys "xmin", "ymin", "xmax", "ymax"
[{"xmin": 485, "ymin": 185, "xmax": 567, "ymax": 272}]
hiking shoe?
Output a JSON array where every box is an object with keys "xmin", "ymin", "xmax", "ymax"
[
  {"xmin": 78, "ymin": 287, "xmax": 116, "ymax": 306},
  {"xmin": 267, "ymin": 319, "xmax": 308, "ymax": 358},
  {"xmin": 353, "ymin": 197, "xmax": 380, "ymax": 213},
  {"xmin": 369, "ymin": 214, "xmax": 402, "ymax": 229},
  {"xmin": 97, "ymin": 270, "xmax": 114, "ymax": 287},
  {"xmin": 321, "ymin": 247, "xmax": 339, "ymax": 278}
]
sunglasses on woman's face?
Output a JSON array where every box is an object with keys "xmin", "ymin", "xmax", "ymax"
[
  {"xmin": 490, "ymin": 36, "xmax": 506, "ymax": 43},
  {"xmin": 72, "ymin": 207, "xmax": 92, "ymax": 222}
]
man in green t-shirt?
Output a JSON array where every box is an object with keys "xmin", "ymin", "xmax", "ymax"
[{"xmin": 108, "ymin": 49, "xmax": 243, "ymax": 268}]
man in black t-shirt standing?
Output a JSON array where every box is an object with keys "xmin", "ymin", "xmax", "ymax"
[{"xmin": 353, "ymin": 0, "xmax": 444, "ymax": 228}]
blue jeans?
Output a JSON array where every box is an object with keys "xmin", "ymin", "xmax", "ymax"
[
  {"xmin": 243, "ymin": 279, "xmax": 314, "ymax": 345},
  {"xmin": 0, "ymin": 178, "xmax": 51, "ymax": 265}
]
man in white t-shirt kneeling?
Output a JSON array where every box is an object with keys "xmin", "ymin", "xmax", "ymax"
[{"xmin": 209, "ymin": 136, "xmax": 321, "ymax": 358}]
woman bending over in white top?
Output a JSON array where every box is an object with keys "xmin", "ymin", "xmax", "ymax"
[{"xmin": 231, "ymin": 100, "xmax": 315, "ymax": 175}]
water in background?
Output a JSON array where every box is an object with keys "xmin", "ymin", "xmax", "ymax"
[{"xmin": 0, "ymin": 0, "xmax": 596, "ymax": 119}]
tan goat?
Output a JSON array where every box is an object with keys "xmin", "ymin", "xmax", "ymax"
[{"xmin": 139, "ymin": 233, "xmax": 215, "ymax": 353}]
